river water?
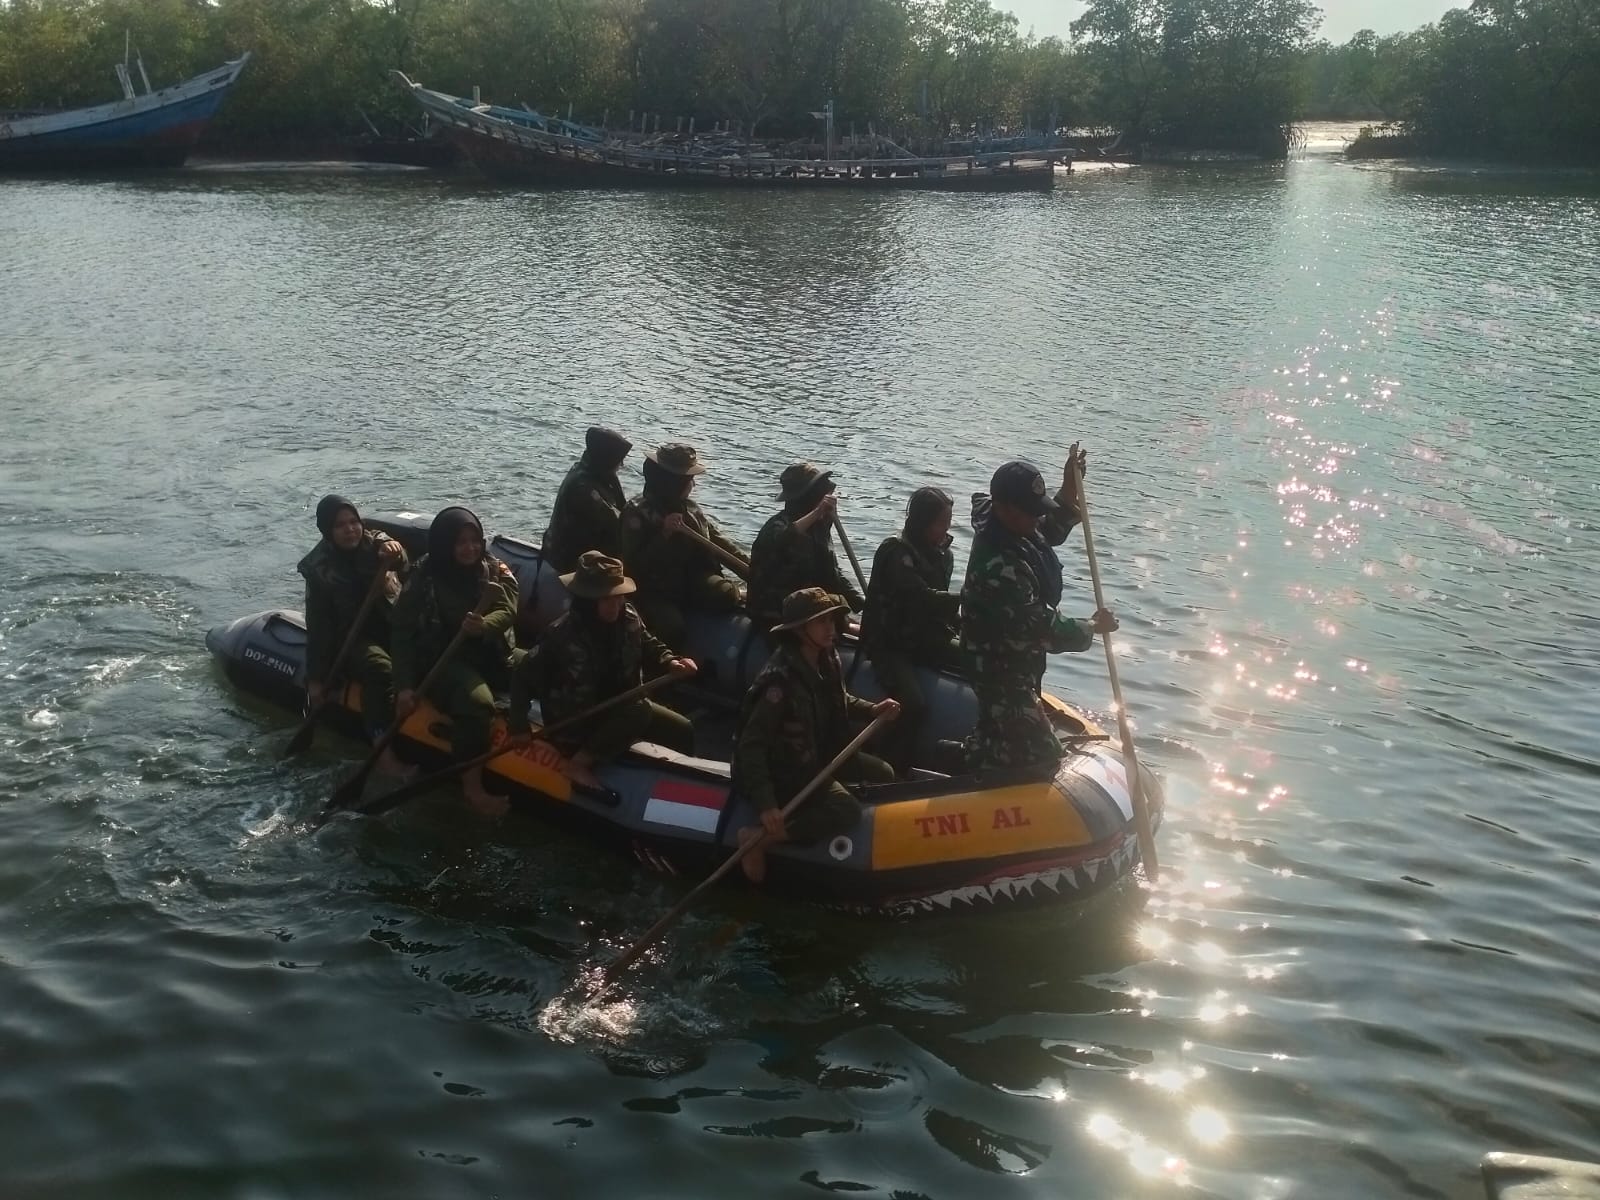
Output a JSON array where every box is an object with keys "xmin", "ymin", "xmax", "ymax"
[{"xmin": 1, "ymin": 136, "xmax": 1597, "ymax": 1198}]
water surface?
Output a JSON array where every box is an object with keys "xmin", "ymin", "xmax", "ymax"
[{"xmin": 2, "ymin": 143, "xmax": 1598, "ymax": 1198}]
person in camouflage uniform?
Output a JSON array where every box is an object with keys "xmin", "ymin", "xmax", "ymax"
[
  {"xmin": 511, "ymin": 551, "xmax": 697, "ymax": 789},
  {"xmin": 732, "ymin": 588, "xmax": 900, "ymax": 884},
  {"xmin": 541, "ymin": 426, "xmax": 632, "ymax": 574},
  {"xmin": 297, "ymin": 495, "xmax": 408, "ymax": 760},
  {"xmin": 392, "ymin": 506, "xmax": 520, "ymax": 814},
  {"xmin": 617, "ymin": 443, "xmax": 746, "ymax": 652},
  {"xmin": 960, "ymin": 451, "xmax": 1117, "ymax": 773},
  {"xmin": 746, "ymin": 463, "xmax": 865, "ymax": 631},
  {"xmin": 860, "ymin": 486, "xmax": 962, "ymax": 772}
]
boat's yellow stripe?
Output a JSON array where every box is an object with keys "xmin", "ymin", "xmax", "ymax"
[
  {"xmin": 342, "ymin": 686, "xmax": 572, "ymax": 801},
  {"xmin": 871, "ymin": 781, "xmax": 1093, "ymax": 869}
]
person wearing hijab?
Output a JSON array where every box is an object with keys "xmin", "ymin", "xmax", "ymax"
[
  {"xmin": 391, "ymin": 506, "xmax": 520, "ymax": 814},
  {"xmin": 542, "ymin": 426, "xmax": 633, "ymax": 574},
  {"xmin": 511, "ymin": 551, "xmax": 697, "ymax": 789},
  {"xmin": 961, "ymin": 450, "xmax": 1116, "ymax": 772},
  {"xmin": 617, "ymin": 442, "xmax": 746, "ymax": 653},
  {"xmin": 745, "ymin": 462, "xmax": 864, "ymax": 632},
  {"xmin": 296, "ymin": 495, "xmax": 407, "ymax": 766},
  {"xmin": 859, "ymin": 486, "xmax": 961, "ymax": 772}
]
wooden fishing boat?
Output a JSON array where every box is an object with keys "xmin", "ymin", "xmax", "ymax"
[
  {"xmin": 394, "ymin": 73, "xmax": 1061, "ymax": 192},
  {"xmin": 207, "ymin": 513, "xmax": 1162, "ymax": 915},
  {"xmin": 0, "ymin": 53, "xmax": 250, "ymax": 171}
]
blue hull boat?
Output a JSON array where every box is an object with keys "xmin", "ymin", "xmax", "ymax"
[{"xmin": 0, "ymin": 54, "xmax": 250, "ymax": 171}]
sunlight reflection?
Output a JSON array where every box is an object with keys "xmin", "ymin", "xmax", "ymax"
[
  {"xmin": 1188, "ymin": 1107, "xmax": 1230, "ymax": 1146},
  {"xmin": 1139, "ymin": 924, "xmax": 1174, "ymax": 954}
]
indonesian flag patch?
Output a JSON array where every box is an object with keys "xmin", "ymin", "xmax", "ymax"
[{"xmin": 642, "ymin": 779, "xmax": 727, "ymax": 834}]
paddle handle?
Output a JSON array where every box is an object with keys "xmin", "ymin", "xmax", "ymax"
[
  {"xmin": 354, "ymin": 667, "xmax": 691, "ymax": 818},
  {"xmin": 833, "ymin": 514, "xmax": 868, "ymax": 595},
  {"xmin": 285, "ymin": 563, "xmax": 394, "ymax": 757},
  {"xmin": 327, "ymin": 578, "xmax": 500, "ymax": 813},
  {"xmin": 316, "ymin": 563, "xmax": 392, "ymax": 692},
  {"xmin": 676, "ymin": 523, "xmax": 751, "ymax": 581},
  {"xmin": 1072, "ymin": 461, "xmax": 1159, "ymax": 883},
  {"xmin": 604, "ymin": 711, "xmax": 894, "ymax": 981}
]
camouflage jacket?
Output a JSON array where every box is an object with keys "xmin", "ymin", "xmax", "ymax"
[
  {"xmin": 733, "ymin": 643, "xmax": 877, "ymax": 812},
  {"xmin": 391, "ymin": 555, "xmax": 519, "ymax": 690},
  {"xmin": 542, "ymin": 457, "xmax": 626, "ymax": 575},
  {"xmin": 618, "ymin": 493, "xmax": 743, "ymax": 598},
  {"xmin": 860, "ymin": 532, "xmax": 959, "ymax": 662},
  {"xmin": 296, "ymin": 531, "xmax": 406, "ymax": 681},
  {"xmin": 746, "ymin": 512, "xmax": 864, "ymax": 628},
  {"xmin": 960, "ymin": 496, "xmax": 1091, "ymax": 690},
  {"xmin": 520, "ymin": 603, "xmax": 674, "ymax": 726}
]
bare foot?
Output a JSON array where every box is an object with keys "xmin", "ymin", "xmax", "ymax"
[
  {"xmin": 561, "ymin": 758, "xmax": 602, "ymax": 790},
  {"xmin": 737, "ymin": 826, "xmax": 767, "ymax": 884},
  {"xmin": 462, "ymin": 768, "xmax": 508, "ymax": 818},
  {"xmin": 375, "ymin": 746, "xmax": 416, "ymax": 781},
  {"xmin": 464, "ymin": 784, "xmax": 508, "ymax": 818}
]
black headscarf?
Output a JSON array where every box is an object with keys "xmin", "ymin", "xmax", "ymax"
[
  {"xmin": 427, "ymin": 506, "xmax": 484, "ymax": 580},
  {"xmin": 315, "ymin": 494, "xmax": 359, "ymax": 543},
  {"xmin": 904, "ymin": 487, "xmax": 953, "ymax": 543},
  {"xmin": 583, "ymin": 426, "xmax": 631, "ymax": 473}
]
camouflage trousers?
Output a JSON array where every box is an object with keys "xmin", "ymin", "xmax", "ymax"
[
  {"xmin": 553, "ymin": 698, "xmax": 695, "ymax": 762},
  {"xmin": 783, "ymin": 752, "xmax": 895, "ymax": 845},
  {"xmin": 428, "ymin": 658, "xmax": 509, "ymax": 761},
  {"xmin": 348, "ymin": 640, "xmax": 395, "ymax": 743},
  {"xmin": 964, "ymin": 683, "xmax": 1060, "ymax": 773},
  {"xmin": 633, "ymin": 573, "xmax": 744, "ymax": 654}
]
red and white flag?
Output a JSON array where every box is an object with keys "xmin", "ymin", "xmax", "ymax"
[{"xmin": 643, "ymin": 779, "xmax": 727, "ymax": 834}]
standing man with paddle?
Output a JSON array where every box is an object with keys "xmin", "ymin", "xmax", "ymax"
[
  {"xmin": 746, "ymin": 463, "xmax": 865, "ymax": 631},
  {"xmin": 391, "ymin": 507, "xmax": 519, "ymax": 815},
  {"xmin": 619, "ymin": 443, "xmax": 746, "ymax": 653},
  {"xmin": 732, "ymin": 588, "xmax": 899, "ymax": 884},
  {"xmin": 295, "ymin": 495, "xmax": 407, "ymax": 765},
  {"xmin": 511, "ymin": 551, "xmax": 698, "ymax": 789},
  {"xmin": 961, "ymin": 454, "xmax": 1116, "ymax": 771}
]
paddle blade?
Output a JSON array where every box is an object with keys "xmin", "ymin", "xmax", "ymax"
[
  {"xmin": 327, "ymin": 762, "xmax": 373, "ymax": 814},
  {"xmin": 282, "ymin": 713, "xmax": 318, "ymax": 758}
]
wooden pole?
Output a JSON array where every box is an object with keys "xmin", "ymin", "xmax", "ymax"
[
  {"xmin": 284, "ymin": 566, "xmax": 389, "ymax": 757},
  {"xmin": 352, "ymin": 669, "xmax": 691, "ymax": 821},
  {"xmin": 833, "ymin": 515, "xmax": 868, "ymax": 595},
  {"xmin": 673, "ymin": 524, "xmax": 750, "ymax": 580},
  {"xmin": 1072, "ymin": 461, "xmax": 1159, "ymax": 882},
  {"xmin": 602, "ymin": 712, "xmax": 894, "ymax": 982},
  {"xmin": 321, "ymin": 581, "xmax": 498, "ymax": 817}
]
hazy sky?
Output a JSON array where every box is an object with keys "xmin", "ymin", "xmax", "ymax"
[{"xmin": 1005, "ymin": 0, "xmax": 1459, "ymax": 44}]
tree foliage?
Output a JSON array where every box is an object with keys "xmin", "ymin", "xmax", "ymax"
[
  {"xmin": 1312, "ymin": 0, "xmax": 1598, "ymax": 161},
  {"xmin": 6, "ymin": 0, "xmax": 1588, "ymax": 160}
]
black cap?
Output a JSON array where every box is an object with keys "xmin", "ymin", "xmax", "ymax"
[{"xmin": 989, "ymin": 461, "xmax": 1058, "ymax": 517}]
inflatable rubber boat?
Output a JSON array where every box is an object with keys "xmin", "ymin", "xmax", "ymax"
[{"xmin": 206, "ymin": 513, "xmax": 1163, "ymax": 915}]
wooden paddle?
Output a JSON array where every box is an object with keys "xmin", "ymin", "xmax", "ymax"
[
  {"xmin": 322, "ymin": 580, "xmax": 498, "ymax": 816},
  {"xmin": 352, "ymin": 667, "xmax": 693, "ymax": 820},
  {"xmin": 672, "ymin": 522, "xmax": 751, "ymax": 581},
  {"xmin": 1071, "ymin": 460, "xmax": 1160, "ymax": 883},
  {"xmin": 833, "ymin": 514, "xmax": 868, "ymax": 595},
  {"xmin": 601, "ymin": 710, "xmax": 895, "ymax": 984},
  {"xmin": 284, "ymin": 567, "xmax": 390, "ymax": 758}
]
